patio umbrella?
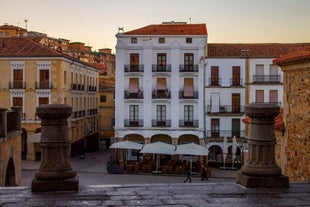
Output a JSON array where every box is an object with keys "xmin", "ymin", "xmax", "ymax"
[
  {"xmin": 109, "ymin": 140, "xmax": 143, "ymax": 165},
  {"xmin": 174, "ymin": 142, "xmax": 209, "ymax": 171},
  {"xmin": 140, "ymin": 141, "xmax": 175, "ymax": 173},
  {"xmin": 223, "ymin": 136, "xmax": 228, "ymax": 169},
  {"xmin": 232, "ymin": 136, "xmax": 237, "ymax": 168},
  {"xmin": 109, "ymin": 140, "xmax": 143, "ymax": 150}
]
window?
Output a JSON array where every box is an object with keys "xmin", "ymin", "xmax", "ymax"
[
  {"xmin": 255, "ymin": 64, "xmax": 264, "ymax": 82},
  {"xmin": 39, "ymin": 97, "xmax": 49, "ymax": 105},
  {"xmin": 184, "ymin": 78, "xmax": 194, "ymax": 97},
  {"xmin": 129, "ymin": 105, "xmax": 139, "ymax": 126},
  {"xmin": 39, "ymin": 69, "xmax": 50, "ymax": 88},
  {"xmin": 159, "ymin": 37, "xmax": 165, "ymax": 43},
  {"xmin": 255, "ymin": 90, "xmax": 264, "ymax": 103},
  {"xmin": 232, "ymin": 93, "xmax": 241, "ymax": 113},
  {"xmin": 13, "ymin": 69, "xmax": 23, "ymax": 88},
  {"xmin": 232, "ymin": 66, "xmax": 240, "ymax": 86},
  {"xmin": 211, "ymin": 119, "xmax": 220, "ymax": 137},
  {"xmin": 232, "ymin": 119, "xmax": 240, "ymax": 137},
  {"xmin": 211, "ymin": 66, "xmax": 219, "ymax": 86},
  {"xmin": 131, "ymin": 38, "xmax": 137, "ymax": 43},
  {"xmin": 130, "ymin": 53, "xmax": 139, "ymax": 71},
  {"xmin": 269, "ymin": 90, "xmax": 278, "ymax": 105},
  {"xmin": 13, "ymin": 97, "xmax": 22, "ymax": 107},
  {"xmin": 186, "ymin": 38, "xmax": 192, "ymax": 43},
  {"xmin": 184, "ymin": 105, "xmax": 194, "ymax": 122},
  {"xmin": 100, "ymin": 95, "xmax": 106, "ymax": 102},
  {"xmin": 157, "ymin": 53, "xmax": 166, "ymax": 71},
  {"xmin": 156, "ymin": 105, "xmax": 166, "ymax": 126}
]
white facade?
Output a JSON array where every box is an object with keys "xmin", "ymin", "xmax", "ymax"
[{"xmin": 115, "ymin": 24, "xmax": 207, "ymax": 151}]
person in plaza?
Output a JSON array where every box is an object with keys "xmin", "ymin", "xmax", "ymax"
[
  {"xmin": 183, "ymin": 166, "xmax": 192, "ymax": 183},
  {"xmin": 201, "ymin": 165, "xmax": 209, "ymax": 181}
]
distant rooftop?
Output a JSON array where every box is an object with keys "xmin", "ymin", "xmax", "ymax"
[{"xmin": 273, "ymin": 46, "xmax": 310, "ymax": 66}]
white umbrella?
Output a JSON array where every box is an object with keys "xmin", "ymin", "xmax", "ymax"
[
  {"xmin": 174, "ymin": 142, "xmax": 209, "ymax": 171},
  {"xmin": 140, "ymin": 141, "xmax": 175, "ymax": 173},
  {"xmin": 223, "ymin": 136, "xmax": 228, "ymax": 169},
  {"xmin": 110, "ymin": 140, "xmax": 143, "ymax": 165},
  {"xmin": 109, "ymin": 140, "xmax": 143, "ymax": 150},
  {"xmin": 232, "ymin": 136, "xmax": 237, "ymax": 168}
]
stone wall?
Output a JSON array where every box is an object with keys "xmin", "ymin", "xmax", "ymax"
[{"xmin": 281, "ymin": 63, "xmax": 310, "ymax": 181}]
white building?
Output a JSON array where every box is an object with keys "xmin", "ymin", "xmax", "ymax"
[
  {"xmin": 115, "ymin": 22, "xmax": 207, "ymax": 162},
  {"xmin": 205, "ymin": 43, "xmax": 310, "ymax": 167}
]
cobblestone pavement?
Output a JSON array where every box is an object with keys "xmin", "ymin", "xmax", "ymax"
[
  {"xmin": 1, "ymin": 148, "xmax": 308, "ymax": 206},
  {"xmin": 1, "ymin": 181, "xmax": 310, "ymax": 206}
]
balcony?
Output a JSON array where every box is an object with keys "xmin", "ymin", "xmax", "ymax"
[
  {"xmin": 88, "ymin": 109, "xmax": 98, "ymax": 116},
  {"xmin": 208, "ymin": 78, "xmax": 222, "ymax": 87},
  {"xmin": 88, "ymin": 86, "xmax": 97, "ymax": 92},
  {"xmin": 152, "ymin": 89, "xmax": 171, "ymax": 99},
  {"xmin": 179, "ymin": 90, "xmax": 198, "ymax": 99},
  {"xmin": 230, "ymin": 78, "xmax": 243, "ymax": 87},
  {"xmin": 179, "ymin": 120, "xmax": 199, "ymax": 128},
  {"xmin": 253, "ymin": 102, "xmax": 282, "ymax": 107},
  {"xmin": 73, "ymin": 110, "xmax": 86, "ymax": 118},
  {"xmin": 124, "ymin": 119, "xmax": 143, "ymax": 127},
  {"xmin": 124, "ymin": 65, "xmax": 144, "ymax": 72},
  {"xmin": 71, "ymin": 83, "xmax": 85, "ymax": 91},
  {"xmin": 124, "ymin": 90, "xmax": 143, "ymax": 99},
  {"xmin": 252, "ymin": 75, "xmax": 281, "ymax": 83},
  {"xmin": 206, "ymin": 105, "xmax": 245, "ymax": 114},
  {"xmin": 9, "ymin": 81, "xmax": 26, "ymax": 89},
  {"xmin": 152, "ymin": 64, "xmax": 171, "ymax": 72},
  {"xmin": 179, "ymin": 64, "xmax": 198, "ymax": 72},
  {"xmin": 206, "ymin": 130, "xmax": 245, "ymax": 140},
  {"xmin": 152, "ymin": 119, "xmax": 171, "ymax": 127},
  {"xmin": 35, "ymin": 82, "xmax": 53, "ymax": 89}
]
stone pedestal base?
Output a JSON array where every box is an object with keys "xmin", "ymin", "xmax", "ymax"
[
  {"xmin": 31, "ymin": 177, "xmax": 79, "ymax": 192},
  {"xmin": 236, "ymin": 171, "xmax": 289, "ymax": 188}
]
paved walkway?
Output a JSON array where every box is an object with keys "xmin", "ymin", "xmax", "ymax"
[{"xmin": 2, "ymin": 149, "xmax": 308, "ymax": 206}]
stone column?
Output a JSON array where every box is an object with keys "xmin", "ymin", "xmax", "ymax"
[
  {"xmin": 236, "ymin": 103, "xmax": 289, "ymax": 188},
  {"xmin": 31, "ymin": 104, "xmax": 78, "ymax": 192}
]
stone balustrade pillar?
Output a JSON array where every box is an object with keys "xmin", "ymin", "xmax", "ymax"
[
  {"xmin": 236, "ymin": 103, "xmax": 289, "ymax": 188},
  {"xmin": 31, "ymin": 104, "xmax": 78, "ymax": 192}
]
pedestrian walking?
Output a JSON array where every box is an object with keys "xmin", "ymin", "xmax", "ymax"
[
  {"xmin": 183, "ymin": 168, "xmax": 191, "ymax": 183},
  {"xmin": 201, "ymin": 165, "xmax": 209, "ymax": 181}
]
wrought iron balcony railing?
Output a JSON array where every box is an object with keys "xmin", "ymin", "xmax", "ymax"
[
  {"xmin": 252, "ymin": 75, "xmax": 281, "ymax": 83},
  {"xmin": 206, "ymin": 130, "xmax": 245, "ymax": 139},
  {"xmin": 208, "ymin": 78, "xmax": 222, "ymax": 86},
  {"xmin": 152, "ymin": 64, "xmax": 171, "ymax": 72},
  {"xmin": 124, "ymin": 119, "xmax": 143, "ymax": 127},
  {"xmin": 152, "ymin": 119, "xmax": 171, "ymax": 127},
  {"xmin": 206, "ymin": 105, "xmax": 245, "ymax": 114},
  {"xmin": 124, "ymin": 90, "xmax": 143, "ymax": 99},
  {"xmin": 152, "ymin": 89, "xmax": 171, "ymax": 99},
  {"xmin": 179, "ymin": 91, "xmax": 198, "ymax": 99},
  {"xmin": 124, "ymin": 64, "xmax": 144, "ymax": 72},
  {"xmin": 179, "ymin": 120, "xmax": 199, "ymax": 128},
  {"xmin": 35, "ymin": 82, "xmax": 53, "ymax": 89},
  {"xmin": 9, "ymin": 81, "xmax": 26, "ymax": 89},
  {"xmin": 230, "ymin": 78, "xmax": 243, "ymax": 86},
  {"xmin": 179, "ymin": 64, "xmax": 198, "ymax": 72}
]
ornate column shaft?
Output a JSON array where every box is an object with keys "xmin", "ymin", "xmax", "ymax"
[
  {"xmin": 31, "ymin": 104, "xmax": 78, "ymax": 192},
  {"xmin": 236, "ymin": 103, "xmax": 289, "ymax": 188}
]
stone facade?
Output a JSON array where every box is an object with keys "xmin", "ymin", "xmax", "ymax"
[
  {"xmin": 274, "ymin": 49, "xmax": 310, "ymax": 181},
  {"xmin": 0, "ymin": 107, "xmax": 22, "ymax": 186}
]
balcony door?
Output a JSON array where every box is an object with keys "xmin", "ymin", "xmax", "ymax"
[
  {"xmin": 255, "ymin": 64, "xmax": 264, "ymax": 82},
  {"xmin": 211, "ymin": 66, "xmax": 219, "ymax": 86},
  {"xmin": 231, "ymin": 93, "xmax": 240, "ymax": 113},
  {"xmin": 13, "ymin": 69, "xmax": 23, "ymax": 88},
  {"xmin": 156, "ymin": 78, "xmax": 167, "ymax": 98},
  {"xmin": 39, "ymin": 69, "xmax": 49, "ymax": 88},
  {"xmin": 269, "ymin": 90, "xmax": 278, "ymax": 105},
  {"xmin": 156, "ymin": 105, "xmax": 166, "ymax": 126},
  {"xmin": 129, "ymin": 78, "xmax": 139, "ymax": 98},
  {"xmin": 157, "ymin": 53, "xmax": 166, "ymax": 71},
  {"xmin": 130, "ymin": 53, "xmax": 139, "ymax": 71},
  {"xmin": 232, "ymin": 66, "xmax": 240, "ymax": 86},
  {"xmin": 255, "ymin": 90, "xmax": 264, "ymax": 103},
  {"xmin": 211, "ymin": 118, "xmax": 220, "ymax": 137},
  {"xmin": 184, "ymin": 105, "xmax": 194, "ymax": 126},
  {"xmin": 129, "ymin": 105, "xmax": 139, "ymax": 126},
  {"xmin": 184, "ymin": 53, "xmax": 194, "ymax": 71},
  {"xmin": 184, "ymin": 78, "xmax": 194, "ymax": 97},
  {"xmin": 232, "ymin": 119, "xmax": 240, "ymax": 137}
]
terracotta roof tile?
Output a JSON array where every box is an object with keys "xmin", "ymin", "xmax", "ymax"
[
  {"xmin": 124, "ymin": 23, "xmax": 207, "ymax": 36},
  {"xmin": 273, "ymin": 46, "xmax": 310, "ymax": 66},
  {"xmin": 207, "ymin": 43, "xmax": 310, "ymax": 58},
  {"xmin": 0, "ymin": 37, "xmax": 63, "ymax": 57}
]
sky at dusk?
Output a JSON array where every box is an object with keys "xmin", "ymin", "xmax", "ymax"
[{"xmin": 2, "ymin": 0, "xmax": 310, "ymax": 52}]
